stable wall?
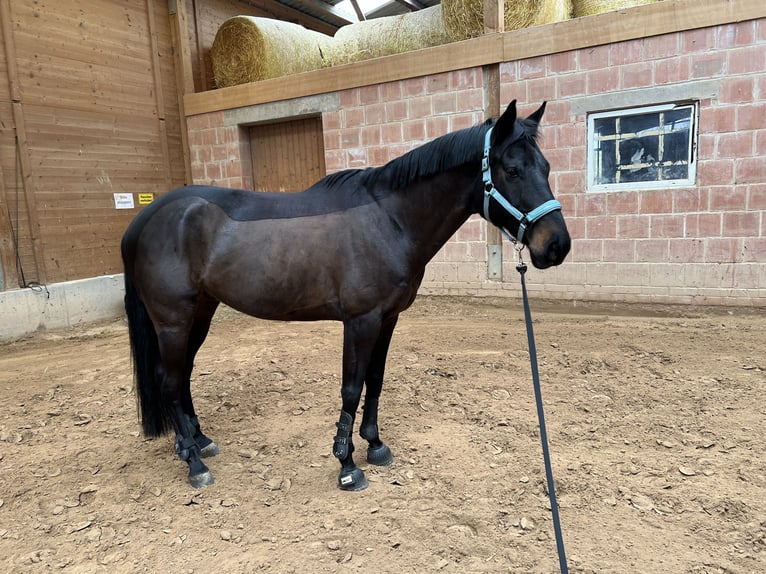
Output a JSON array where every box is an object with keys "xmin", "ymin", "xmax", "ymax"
[{"xmin": 184, "ymin": 2, "xmax": 765, "ymax": 308}]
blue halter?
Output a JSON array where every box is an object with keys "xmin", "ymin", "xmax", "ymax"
[{"xmin": 481, "ymin": 126, "xmax": 562, "ymax": 244}]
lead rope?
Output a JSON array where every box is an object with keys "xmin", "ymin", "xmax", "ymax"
[{"xmin": 515, "ymin": 246, "xmax": 569, "ymax": 574}]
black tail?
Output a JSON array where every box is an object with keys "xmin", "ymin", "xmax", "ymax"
[{"xmin": 124, "ymin": 272, "xmax": 173, "ymax": 437}]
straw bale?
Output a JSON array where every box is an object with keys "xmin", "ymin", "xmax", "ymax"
[
  {"xmin": 211, "ymin": 16, "xmax": 334, "ymax": 88},
  {"xmin": 442, "ymin": 0, "xmax": 573, "ymax": 42},
  {"xmin": 333, "ymin": 5, "xmax": 447, "ymax": 65},
  {"xmin": 573, "ymin": 0, "xmax": 657, "ymax": 17}
]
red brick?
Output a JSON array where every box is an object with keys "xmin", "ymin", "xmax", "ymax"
[
  {"xmin": 636, "ymin": 239, "xmax": 669, "ymax": 261},
  {"xmin": 359, "ymin": 85, "xmax": 381, "ymax": 105},
  {"xmin": 339, "ymin": 89, "xmax": 359, "ymax": 107},
  {"xmin": 565, "ymin": 215, "xmax": 585, "ymax": 239},
  {"xmin": 690, "ymin": 54, "xmax": 726, "ymax": 79},
  {"xmin": 728, "ymin": 46, "xmax": 766, "ymax": 75},
  {"xmin": 698, "ymin": 159, "xmax": 734, "ymax": 186},
  {"xmin": 669, "ymin": 238, "xmax": 705, "ymax": 263},
  {"xmin": 720, "ymin": 77, "xmax": 755, "ymax": 104},
  {"xmin": 737, "ymin": 104, "xmax": 766, "ymax": 131},
  {"xmin": 426, "ymin": 116, "xmax": 448, "ymax": 139},
  {"xmin": 385, "ymin": 100, "xmax": 408, "ymax": 122},
  {"xmin": 450, "ymin": 113, "xmax": 478, "ymax": 132},
  {"xmin": 681, "ymin": 27, "xmax": 715, "ymax": 52},
  {"xmin": 654, "ymin": 58, "xmax": 690, "ymax": 84},
  {"xmin": 452, "ymin": 68, "xmax": 481, "ymax": 90},
  {"xmin": 520, "ymin": 56, "xmax": 546, "ymax": 79},
  {"xmin": 380, "ymin": 123, "xmax": 402, "ymax": 144},
  {"xmin": 717, "ymin": 131, "xmax": 754, "ymax": 158},
  {"xmin": 586, "ymin": 215, "xmax": 617, "ymax": 238},
  {"xmin": 580, "ymin": 192, "xmax": 607, "ymax": 216},
  {"xmin": 685, "ymin": 213, "xmax": 721, "ymax": 237},
  {"xmin": 621, "ymin": 62, "xmax": 654, "ymax": 89},
  {"xmin": 644, "ymin": 33, "xmax": 680, "ymax": 60},
  {"xmin": 367, "ymin": 146, "xmax": 388, "ymax": 167},
  {"xmin": 587, "ymin": 67, "xmax": 619, "ymax": 94},
  {"xmin": 709, "ymin": 187, "xmax": 747, "ymax": 211},
  {"xmin": 343, "ymin": 107, "xmax": 364, "ymax": 127},
  {"xmin": 742, "ymin": 238, "xmax": 766, "ymax": 262},
  {"xmin": 639, "ymin": 190, "xmax": 673, "ymax": 214},
  {"xmin": 186, "ymin": 114, "xmax": 210, "ymax": 131},
  {"xmin": 527, "ymin": 77, "xmax": 556, "ymax": 102},
  {"xmin": 340, "ymin": 128, "xmax": 360, "ymax": 148},
  {"xmin": 361, "ymin": 125, "xmax": 381, "ymax": 146},
  {"xmin": 409, "ymin": 96, "xmax": 432, "ymax": 119},
  {"xmin": 322, "ymin": 130, "xmax": 340, "ymax": 151},
  {"xmin": 549, "ymin": 52, "xmax": 577, "ymax": 73},
  {"xmin": 699, "ymin": 105, "xmax": 736, "ymax": 134},
  {"xmin": 705, "ymin": 238, "xmax": 740, "ymax": 262},
  {"xmin": 557, "ymin": 74, "xmax": 586, "ymax": 98},
  {"xmin": 402, "ymin": 120, "xmax": 425, "ymax": 142},
  {"xmin": 603, "ymin": 239, "xmax": 636, "ymax": 262},
  {"xmin": 735, "ymin": 157, "xmax": 766, "ymax": 184},
  {"xmin": 717, "ymin": 21, "xmax": 755, "ymax": 48},
  {"xmin": 749, "ymin": 184, "xmax": 766, "ymax": 210},
  {"xmin": 545, "ymin": 148, "xmax": 569, "ymax": 171},
  {"xmin": 499, "ymin": 61, "xmax": 518, "ymax": 83},
  {"xmin": 759, "ymin": 19, "xmax": 766, "ymax": 43},
  {"xmin": 347, "ymin": 148, "xmax": 368, "ymax": 168},
  {"xmin": 364, "ymin": 103, "xmax": 386, "ymax": 125},
  {"xmin": 426, "ymin": 73, "xmax": 450, "ymax": 94},
  {"xmin": 382, "ymin": 81, "xmax": 402, "ymax": 101},
  {"xmin": 579, "ymin": 45, "xmax": 610, "ymax": 70},
  {"xmin": 723, "ymin": 211, "xmax": 761, "ymax": 237},
  {"xmin": 572, "ymin": 238, "xmax": 603, "ymax": 261},
  {"xmin": 650, "ymin": 214, "xmax": 685, "ymax": 238},
  {"xmin": 322, "ymin": 111, "xmax": 341, "ymax": 131},
  {"xmin": 607, "ymin": 191, "xmax": 639, "ymax": 214},
  {"xmin": 432, "ymin": 92, "xmax": 457, "ymax": 115},
  {"xmin": 612, "ymin": 39, "xmax": 643, "ymax": 65},
  {"xmin": 402, "ymin": 77, "xmax": 426, "ymax": 98},
  {"xmin": 555, "ymin": 171, "xmax": 584, "ymax": 195},
  {"xmin": 457, "ymin": 88, "xmax": 483, "ymax": 113},
  {"xmin": 324, "ymin": 150, "xmax": 345, "ymax": 172},
  {"xmin": 673, "ymin": 188, "xmax": 707, "ymax": 213},
  {"xmin": 755, "ymin": 130, "xmax": 766, "ymax": 155}
]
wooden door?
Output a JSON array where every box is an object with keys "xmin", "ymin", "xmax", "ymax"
[{"xmin": 249, "ymin": 116, "xmax": 326, "ymax": 193}]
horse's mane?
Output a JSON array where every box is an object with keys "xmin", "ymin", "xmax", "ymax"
[{"xmin": 312, "ymin": 115, "xmax": 541, "ymax": 196}]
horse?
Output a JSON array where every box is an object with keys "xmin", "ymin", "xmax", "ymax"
[{"xmin": 121, "ymin": 100, "xmax": 570, "ymax": 491}]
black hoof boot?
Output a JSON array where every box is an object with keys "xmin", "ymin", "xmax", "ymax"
[
  {"xmin": 189, "ymin": 469, "xmax": 214, "ymax": 488},
  {"xmin": 338, "ymin": 467, "xmax": 368, "ymax": 491},
  {"xmin": 367, "ymin": 443, "xmax": 394, "ymax": 466}
]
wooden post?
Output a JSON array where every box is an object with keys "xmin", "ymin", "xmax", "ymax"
[
  {"xmin": 147, "ymin": 0, "xmax": 174, "ymax": 191},
  {"xmin": 483, "ymin": 0, "xmax": 503, "ymax": 281},
  {"xmin": 0, "ymin": 165, "xmax": 20, "ymax": 289},
  {"xmin": 169, "ymin": 0, "xmax": 194, "ymax": 184},
  {"xmin": 1, "ymin": 0, "xmax": 46, "ymax": 285}
]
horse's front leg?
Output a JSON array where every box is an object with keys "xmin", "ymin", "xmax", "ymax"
[
  {"xmin": 359, "ymin": 315, "xmax": 398, "ymax": 467},
  {"xmin": 333, "ymin": 312, "xmax": 382, "ymax": 491}
]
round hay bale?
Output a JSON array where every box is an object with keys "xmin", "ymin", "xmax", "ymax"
[
  {"xmin": 442, "ymin": 0, "xmax": 573, "ymax": 42},
  {"xmin": 211, "ymin": 16, "xmax": 334, "ymax": 87},
  {"xmin": 334, "ymin": 5, "xmax": 447, "ymax": 65},
  {"xmin": 573, "ymin": 0, "xmax": 657, "ymax": 17}
]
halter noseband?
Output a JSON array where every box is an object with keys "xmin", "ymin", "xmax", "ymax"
[{"xmin": 481, "ymin": 126, "xmax": 562, "ymax": 244}]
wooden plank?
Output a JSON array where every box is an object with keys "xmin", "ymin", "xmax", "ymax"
[
  {"xmin": 185, "ymin": 0, "xmax": 766, "ymax": 117},
  {"xmin": 1, "ymin": 0, "xmax": 46, "ymax": 284},
  {"xmin": 185, "ymin": 33, "xmax": 504, "ymax": 115},
  {"xmin": 170, "ymin": 0, "xmax": 194, "ymax": 182},
  {"xmin": 146, "ymin": 0, "xmax": 173, "ymax": 190},
  {"xmin": 0, "ymin": 164, "xmax": 21, "ymax": 289}
]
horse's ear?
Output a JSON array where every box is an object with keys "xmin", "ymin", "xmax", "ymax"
[
  {"xmin": 527, "ymin": 101, "xmax": 547, "ymax": 125},
  {"xmin": 491, "ymin": 100, "xmax": 518, "ymax": 146}
]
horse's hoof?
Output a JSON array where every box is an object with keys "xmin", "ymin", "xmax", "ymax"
[
  {"xmin": 338, "ymin": 468, "xmax": 368, "ymax": 491},
  {"xmin": 189, "ymin": 470, "xmax": 214, "ymax": 489},
  {"xmin": 199, "ymin": 441, "xmax": 221, "ymax": 458},
  {"xmin": 367, "ymin": 443, "xmax": 394, "ymax": 466}
]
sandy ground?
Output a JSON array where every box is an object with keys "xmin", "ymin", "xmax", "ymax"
[{"xmin": 0, "ymin": 296, "xmax": 764, "ymax": 573}]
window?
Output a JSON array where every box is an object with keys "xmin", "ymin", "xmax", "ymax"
[{"xmin": 587, "ymin": 103, "xmax": 698, "ymax": 191}]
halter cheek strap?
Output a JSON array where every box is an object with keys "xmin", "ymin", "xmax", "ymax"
[{"xmin": 481, "ymin": 126, "xmax": 562, "ymax": 244}]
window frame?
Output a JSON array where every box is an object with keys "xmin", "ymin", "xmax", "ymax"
[{"xmin": 586, "ymin": 102, "xmax": 699, "ymax": 192}]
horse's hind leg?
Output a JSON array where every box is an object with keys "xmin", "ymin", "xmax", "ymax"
[
  {"xmin": 177, "ymin": 298, "xmax": 221, "ymax": 460},
  {"xmin": 156, "ymin": 321, "xmax": 214, "ymax": 488},
  {"xmin": 359, "ymin": 314, "xmax": 398, "ymax": 467}
]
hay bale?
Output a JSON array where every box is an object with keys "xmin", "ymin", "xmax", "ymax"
[
  {"xmin": 443, "ymin": 0, "xmax": 573, "ymax": 42},
  {"xmin": 334, "ymin": 5, "xmax": 447, "ymax": 65},
  {"xmin": 573, "ymin": 0, "xmax": 657, "ymax": 17},
  {"xmin": 211, "ymin": 16, "xmax": 334, "ymax": 87}
]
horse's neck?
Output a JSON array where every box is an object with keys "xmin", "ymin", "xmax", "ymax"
[{"xmin": 389, "ymin": 168, "xmax": 478, "ymax": 267}]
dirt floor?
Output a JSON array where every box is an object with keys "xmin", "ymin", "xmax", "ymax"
[{"xmin": 0, "ymin": 296, "xmax": 764, "ymax": 573}]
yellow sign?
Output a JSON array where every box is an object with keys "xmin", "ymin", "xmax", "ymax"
[{"xmin": 138, "ymin": 193, "xmax": 155, "ymax": 205}]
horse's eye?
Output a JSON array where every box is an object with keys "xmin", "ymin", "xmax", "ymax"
[{"xmin": 505, "ymin": 167, "xmax": 520, "ymax": 179}]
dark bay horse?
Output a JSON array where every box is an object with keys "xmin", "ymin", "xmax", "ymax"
[{"xmin": 121, "ymin": 100, "xmax": 570, "ymax": 490}]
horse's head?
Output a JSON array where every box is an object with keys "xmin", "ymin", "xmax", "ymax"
[{"xmin": 482, "ymin": 100, "xmax": 570, "ymax": 269}]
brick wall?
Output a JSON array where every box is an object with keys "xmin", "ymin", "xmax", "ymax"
[{"xmin": 186, "ymin": 18, "xmax": 766, "ymax": 307}]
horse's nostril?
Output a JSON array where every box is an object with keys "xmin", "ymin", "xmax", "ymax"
[{"xmin": 548, "ymin": 236, "xmax": 570, "ymax": 264}]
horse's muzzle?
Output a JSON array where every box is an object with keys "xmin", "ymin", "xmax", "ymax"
[{"xmin": 527, "ymin": 217, "xmax": 571, "ymax": 269}]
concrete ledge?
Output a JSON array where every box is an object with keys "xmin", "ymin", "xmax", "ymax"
[{"xmin": 0, "ymin": 275, "xmax": 125, "ymax": 341}]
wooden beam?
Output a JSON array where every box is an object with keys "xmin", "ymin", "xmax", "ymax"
[
  {"xmin": 0, "ymin": 164, "xmax": 20, "ymax": 289},
  {"xmin": 1, "ymin": 0, "xmax": 46, "ymax": 285},
  {"xmin": 169, "ymin": 0, "xmax": 194, "ymax": 183},
  {"xmin": 483, "ymin": 0, "xmax": 504, "ymax": 280},
  {"xmin": 147, "ymin": 0, "xmax": 174, "ymax": 190}
]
